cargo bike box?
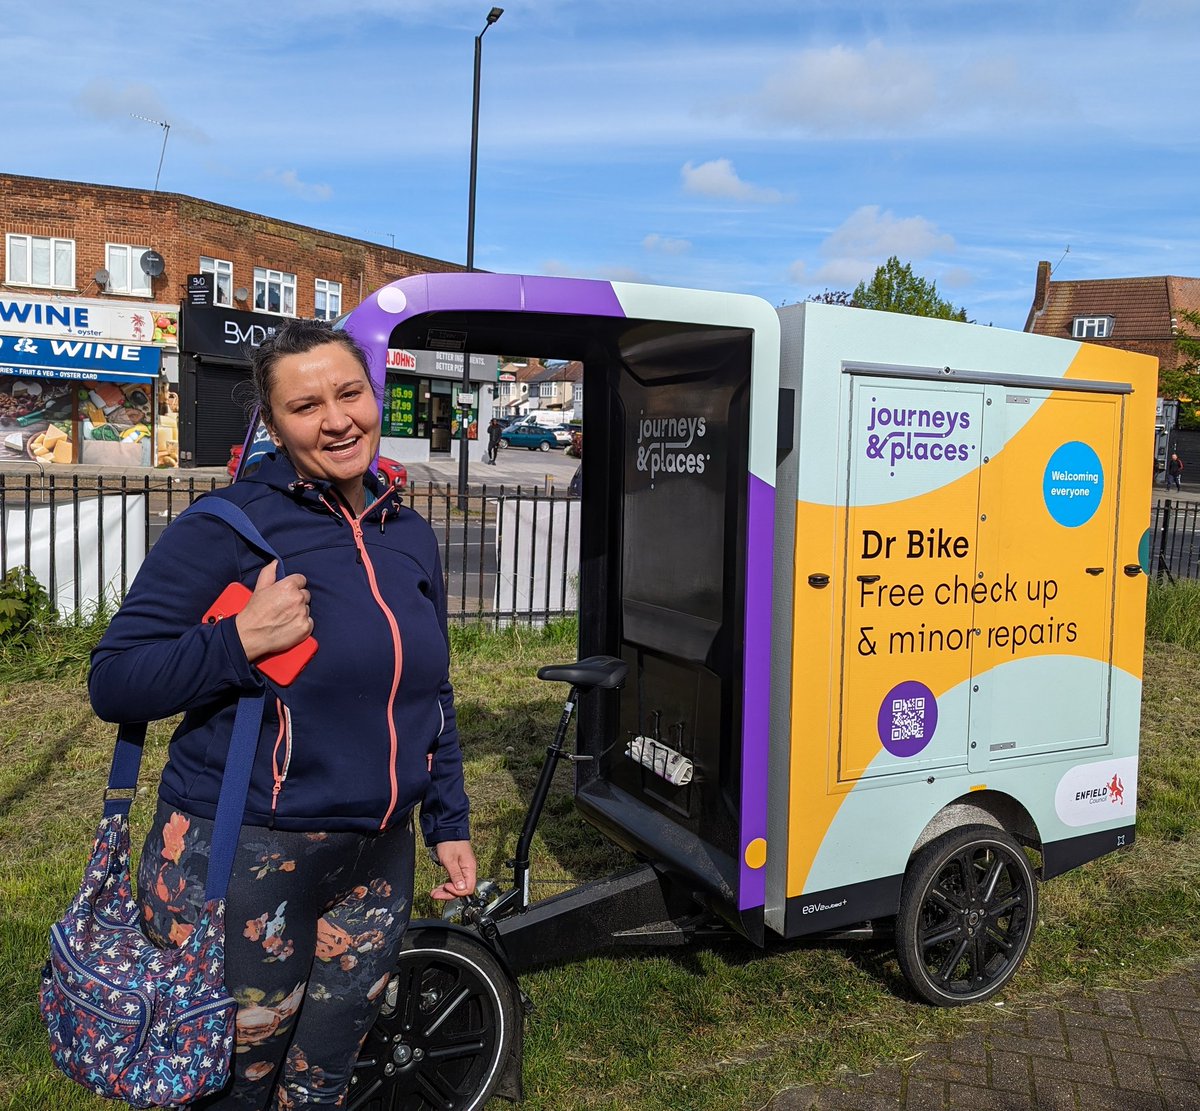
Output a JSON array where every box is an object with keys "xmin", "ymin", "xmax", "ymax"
[{"xmin": 336, "ymin": 275, "xmax": 1156, "ymax": 1109}]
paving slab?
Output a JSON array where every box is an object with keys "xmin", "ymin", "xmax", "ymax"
[{"xmin": 768, "ymin": 961, "xmax": 1200, "ymax": 1110}]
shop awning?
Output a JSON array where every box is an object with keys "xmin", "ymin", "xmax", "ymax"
[{"xmin": 0, "ymin": 333, "xmax": 161, "ymax": 384}]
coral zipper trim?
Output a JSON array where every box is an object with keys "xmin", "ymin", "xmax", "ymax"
[
  {"xmin": 270, "ymin": 700, "xmax": 292, "ymax": 820},
  {"xmin": 345, "ymin": 512, "xmax": 405, "ymax": 829}
]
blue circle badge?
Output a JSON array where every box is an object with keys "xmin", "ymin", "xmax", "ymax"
[
  {"xmin": 1043, "ymin": 442, "xmax": 1104, "ymax": 528},
  {"xmin": 878, "ymin": 680, "xmax": 938, "ymax": 758}
]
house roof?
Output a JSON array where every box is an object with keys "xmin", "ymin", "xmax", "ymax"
[
  {"xmin": 525, "ymin": 360, "xmax": 583, "ymax": 386},
  {"xmin": 1026, "ymin": 267, "xmax": 1200, "ymax": 341},
  {"xmin": 1029, "ymin": 276, "xmax": 1170, "ymax": 340}
]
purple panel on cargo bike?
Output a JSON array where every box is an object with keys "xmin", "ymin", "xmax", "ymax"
[
  {"xmin": 738, "ymin": 471, "xmax": 774, "ymax": 911},
  {"xmin": 342, "ymin": 272, "xmax": 626, "ymax": 386}
]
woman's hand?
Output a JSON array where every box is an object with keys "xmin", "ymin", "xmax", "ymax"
[
  {"xmin": 429, "ymin": 840, "xmax": 478, "ymax": 901},
  {"xmin": 234, "ymin": 561, "xmax": 312, "ymax": 663}
]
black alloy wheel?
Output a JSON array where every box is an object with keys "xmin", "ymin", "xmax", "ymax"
[
  {"xmin": 348, "ymin": 927, "xmax": 517, "ymax": 1111},
  {"xmin": 895, "ymin": 824, "xmax": 1038, "ymax": 1006}
]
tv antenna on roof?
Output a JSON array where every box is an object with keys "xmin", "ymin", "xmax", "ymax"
[
  {"xmin": 1051, "ymin": 244, "xmax": 1070, "ymax": 275},
  {"xmin": 130, "ymin": 113, "xmax": 171, "ymax": 192}
]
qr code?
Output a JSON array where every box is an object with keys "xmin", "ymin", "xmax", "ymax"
[{"xmin": 891, "ymin": 696, "xmax": 926, "ymax": 742}]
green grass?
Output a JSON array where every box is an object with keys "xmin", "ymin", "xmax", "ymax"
[
  {"xmin": 5, "ymin": 610, "xmax": 1200, "ymax": 1109},
  {"xmin": 1146, "ymin": 577, "xmax": 1200, "ymax": 650}
]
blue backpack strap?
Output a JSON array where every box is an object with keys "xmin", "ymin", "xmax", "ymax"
[
  {"xmin": 183, "ymin": 497, "xmax": 286, "ymax": 900},
  {"xmin": 204, "ymin": 690, "xmax": 268, "ymax": 901},
  {"xmin": 104, "ymin": 722, "xmax": 149, "ymax": 820},
  {"xmin": 179, "ymin": 497, "xmax": 284, "ymax": 572},
  {"xmin": 104, "ymin": 496, "xmax": 283, "ymax": 898}
]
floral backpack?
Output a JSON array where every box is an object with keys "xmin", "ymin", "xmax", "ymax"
[{"xmin": 39, "ymin": 499, "xmax": 280, "ymax": 1106}]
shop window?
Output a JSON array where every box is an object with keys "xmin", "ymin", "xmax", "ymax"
[
  {"xmin": 254, "ymin": 267, "xmax": 297, "ymax": 316},
  {"xmin": 200, "ymin": 256, "xmax": 233, "ymax": 306},
  {"xmin": 1072, "ymin": 316, "xmax": 1114, "ymax": 339},
  {"xmin": 105, "ymin": 244, "xmax": 153, "ymax": 296},
  {"xmin": 315, "ymin": 278, "xmax": 342, "ymax": 321},
  {"xmin": 6, "ymin": 234, "xmax": 75, "ymax": 289}
]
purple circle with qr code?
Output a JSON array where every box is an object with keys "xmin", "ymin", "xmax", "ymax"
[{"xmin": 878, "ymin": 680, "xmax": 938, "ymax": 757}]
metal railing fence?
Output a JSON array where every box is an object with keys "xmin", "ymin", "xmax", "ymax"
[
  {"xmin": 1148, "ymin": 497, "xmax": 1200, "ymax": 582},
  {"xmin": 0, "ymin": 473, "xmax": 580, "ymax": 626}
]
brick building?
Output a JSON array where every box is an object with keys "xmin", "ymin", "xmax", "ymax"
[{"xmin": 0, "ymin": 173, "xmax": 466, "ymax": 467}]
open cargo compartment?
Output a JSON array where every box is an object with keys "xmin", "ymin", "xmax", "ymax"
[{"xmin": 342, "ymin": 274, "xmax": 780, "ymax": 943}]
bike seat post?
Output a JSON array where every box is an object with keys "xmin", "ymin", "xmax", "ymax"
[{"xmin": 511, "ymin": 684, "xmax": 580, "ymax": 912}]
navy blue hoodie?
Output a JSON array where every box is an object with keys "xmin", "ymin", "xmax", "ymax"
[{"xmin": 89, "ymin": 453, "xmax": 470, "ymax": 846}]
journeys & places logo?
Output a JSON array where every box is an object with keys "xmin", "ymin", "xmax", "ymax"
[
  {"xmin": 634, "ymin": 412, "xmax": 709, "ymax": 489},
  {"xmin": 863, "ymin": 397, "xmax": 975, "ymax": 476}
]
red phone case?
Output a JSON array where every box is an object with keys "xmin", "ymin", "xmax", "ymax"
[{"xmin": 203, "ymin": 582, "xmax": 318, "ymax": 686}]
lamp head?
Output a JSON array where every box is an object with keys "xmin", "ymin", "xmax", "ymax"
[{"xmin": 487, "ymin": 7, "xmax": 503, "ymax": 23}]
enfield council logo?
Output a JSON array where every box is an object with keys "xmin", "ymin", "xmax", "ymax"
[
  {"xmin": 862, "ymin": 397, "xmax": 975, "ymax": 477},
  {"xmin": 634, "ymin": 412, "xmax": 709, "ymax": 489},
  {"xmin": 1054, "ymin": 757, "xmax": 1137, "ymax": 827}
]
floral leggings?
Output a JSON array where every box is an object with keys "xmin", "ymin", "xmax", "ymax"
[{"xmin": 137, "ymin": 800, "xmax": 415, "ymax": 1109}]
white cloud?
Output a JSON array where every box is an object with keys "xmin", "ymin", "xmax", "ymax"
[
  {"xmin": 73, "ymin": 78, "xmax": 210, "ymax": 143},
  {"xmin": 681, "ymin": 159, "xmax": 785, "ymax": 203},
  {"xmin": 260, "ymin": 169, "xmax": 334, "ymax": 202},
  {"xmin": 789, "ymin": 205, "xmax": 957, "ymax": 289},
  {"xmin": 643, "ymin": 233, "xmax": 692, "ymax": 255},
  {"xmin": 940, "ymin": 266, "xmax": 975, "ymax": 290},
  {"xmin": 737, "ymin": 41, "xmax": 937, "ymax": 134},
  {"xmin": 823, "ymin": 205, "xmax": 954, "ymax": 261}
]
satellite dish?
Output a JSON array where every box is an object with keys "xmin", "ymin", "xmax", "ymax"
[
  {"xmin": 140, "ymin": 250, "xmax": 165, "ymax": 277},
  {"xmin": 235, "ymin": 286, "xmax": 249, "ymax": 302},
  {"xmin": 94, "ymin": 268, "xmax": 110, "ymax": 285}
]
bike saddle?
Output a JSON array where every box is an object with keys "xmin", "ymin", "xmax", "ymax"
[{"xmin": 536, "ymin": 655, "xmax": 628, "ymax": 691}]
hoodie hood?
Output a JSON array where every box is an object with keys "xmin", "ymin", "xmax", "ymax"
[{"xmin": 241, "ymin": 451, "xmax": 402, "ymax": 521}]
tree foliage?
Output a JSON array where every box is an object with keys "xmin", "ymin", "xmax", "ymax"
[
  {"xmin": 806, "ymin": 288, "xmax": 855, "ymax": 306},
  {"xmin": 850, "ymin": 256, "xmax": 968, "ymax": 321},
  {"xmin": 1163, "ymin": 308, "xmax": 1200, "ymax": 429}
]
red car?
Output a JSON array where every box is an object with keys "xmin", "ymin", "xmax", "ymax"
[
  {"xmin": 374, "ymin": 456, "xmax": 408, "ymax": 490},
  {"xmin": 227, "ymin": 445, "xmax": 407, "ymax": 491}
]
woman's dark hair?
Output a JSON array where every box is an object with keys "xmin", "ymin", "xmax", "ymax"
[{"xmin": 249, "ymin": 319, "xmax": 376, "ymax": 427}]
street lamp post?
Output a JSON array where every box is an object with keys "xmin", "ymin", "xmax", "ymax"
[{"xmin": 459, "ymin": 6, "xmax": 503, "ymax": 508}]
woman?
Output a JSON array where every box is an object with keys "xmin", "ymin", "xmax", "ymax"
[{"xmin": 89, "ymin": 319, "xmax": 476, "ymax": 1108}]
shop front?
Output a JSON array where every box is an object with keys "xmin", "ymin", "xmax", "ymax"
[
  {"xmin": 178, "ymin": 302, "xmax": 286, "ymax": 467},
  {"xmin": 381, "ymin": 348, "xmax": 498, "ymax": 462},
  {"xmin": 0, "ymin": 295, "xmax": 177, "ymax": 468}
]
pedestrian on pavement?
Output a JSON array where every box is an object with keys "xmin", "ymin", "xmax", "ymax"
[
  {"xmin": 486, "ymin": 417, "xmax": 503, "ymax": 465},
  {"xmin": 89, "ymin": 319, "xmax": 475, "ymax": 1109},
  {"xmin": 1169, "ymin": 452, "xmax": 1184, "ymax": 491}
]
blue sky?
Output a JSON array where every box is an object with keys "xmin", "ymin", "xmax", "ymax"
[{"xmin": 5, "ymin": 0, "xmax": 1199, "ymax": 330}]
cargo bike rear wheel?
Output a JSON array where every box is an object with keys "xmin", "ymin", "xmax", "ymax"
[{"xmin": 895, "ymin": 824, "xmax": 1038, "ymax": 1006}]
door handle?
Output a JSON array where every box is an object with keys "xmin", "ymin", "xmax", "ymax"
[
  {"xmin": 808, "ymin": 573, "xmax": 830, "ymax": 588},
  {"xmin": 1085, "ymin": 567, "xmax": 1104, "ymax": 576},
  {"xmin": 1124, "ymin": 563, "xmax": 1144, "ymax": 577}
]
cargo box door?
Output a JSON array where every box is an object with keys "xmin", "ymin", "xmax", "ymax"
[
  {"xmin": 838, "ymin": 376, "xmax": 987, "ymax": 782},
  {"xmin": 968, "ymin": 387, "xmax": 1122, "ymax": 765}
]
